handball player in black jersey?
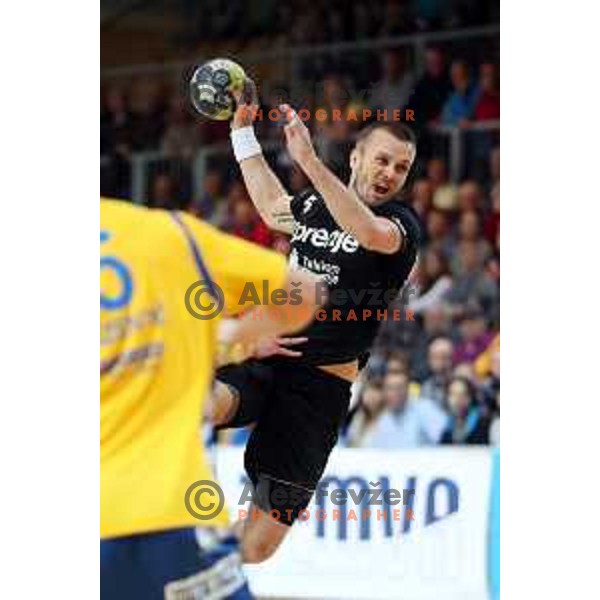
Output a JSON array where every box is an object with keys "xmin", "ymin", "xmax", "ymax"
[{"xmin": 208, "ymin": 91, "xmax": 421, "ymax": 564}]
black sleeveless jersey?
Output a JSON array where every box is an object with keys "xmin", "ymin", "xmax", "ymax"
[{"xmin": 288, "ymin": 188, "xmax": 422, "ymax": 365}]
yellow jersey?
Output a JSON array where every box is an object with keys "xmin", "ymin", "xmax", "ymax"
[{"xmin": 100, "ymin": 199, "xmax": 287, "ymax": 538}]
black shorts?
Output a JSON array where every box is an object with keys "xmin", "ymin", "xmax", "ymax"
[{"xmin": 216, "ymin": 357, "xmax": 351, "ymax": 525}]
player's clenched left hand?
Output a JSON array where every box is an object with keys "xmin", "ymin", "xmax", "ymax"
[
  {"xmin": 280, "ymin": 104, "xmax": 318, "ymax": 168},
  {"xmin": 252, "ymin": 336, "xmax": 307, "ymax": 359}
]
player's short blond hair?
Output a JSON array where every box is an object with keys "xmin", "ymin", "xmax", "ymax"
[{"xmin": 355, "ymin": 122, "xmax": 417, "ymax": 148}]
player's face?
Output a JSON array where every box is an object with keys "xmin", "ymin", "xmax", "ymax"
[{"xmin": 350, "ymin": 129, "xmax": 415, "ymax": 205}]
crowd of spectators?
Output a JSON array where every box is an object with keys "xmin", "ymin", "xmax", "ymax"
[
  {"xmin": 101, "ymin": 31, "xmax": 500, "ymax": 450},
  {"xmin": 179, "ymin": 0, "xmax": 498, "ymax": 45},
  {"xmin": 101, "ymin": 42, "xmax": 499, "ymax": 197}
]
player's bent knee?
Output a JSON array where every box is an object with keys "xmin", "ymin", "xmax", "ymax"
[
  {"xmin": 239, "ymin": 506, "xmax": 290, "ymax": 564},
  {"xmin": 205, "ymin": 381, "xmax": 239, "ymax": 426},
  {"xmin": 241, "ymin": 536, "xmax": 283, "ymax": 564}
]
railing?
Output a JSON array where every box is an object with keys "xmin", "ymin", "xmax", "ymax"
[
  {"xmin": 101, "ymin": 23, "xmax": 499, "ymax": 201},
  {"xmin": 430, "ymin": 120, "xmax": 500, "ymax": 181},
  {"xmin": 100, "ymin": 121, "xmax": 499, "ymax": 204},
  {"xmin": 101, "ymin": 24, "xmax": 499, "ymax": 81}
]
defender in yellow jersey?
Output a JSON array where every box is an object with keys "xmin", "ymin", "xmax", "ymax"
[{"xmin": 101, "ymin": 198, "xmax": 322, "ymax": 599}]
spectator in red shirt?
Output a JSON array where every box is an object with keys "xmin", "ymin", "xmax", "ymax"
[
  {"xmin": 474, "ymin": 63, "xmax": 500, "ymax": 122},
  {"xmin": 230, "ymin": 196, "xmax": 273, "ymax": 248}
]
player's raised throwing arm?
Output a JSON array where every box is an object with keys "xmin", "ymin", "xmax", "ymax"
[
  {"xmin": 280, "ymin": 104, "xmax": 417, "ymax": 255},
  {"xmin": 229, "ymin": 81, "xmax": 294, "ymax": 234}
]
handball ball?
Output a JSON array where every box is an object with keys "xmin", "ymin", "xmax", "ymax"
[{"xmin": 189, "ymin": 58, "xmax": 247, "ymax": 121}]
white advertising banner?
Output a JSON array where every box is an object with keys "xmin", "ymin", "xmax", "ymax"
[{"xmin": 215, "ymin": 447, "xmax": 492, "ymax": 600}]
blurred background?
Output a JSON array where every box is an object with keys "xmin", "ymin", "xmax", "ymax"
[{"xmin": 101, "ymin": 1, "xmax": 499, "ymax": 598}]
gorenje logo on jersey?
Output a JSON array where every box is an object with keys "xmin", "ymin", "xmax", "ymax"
[{"xmin": 291, "ymin": 223, "xmax": 359, "ymax": 254}]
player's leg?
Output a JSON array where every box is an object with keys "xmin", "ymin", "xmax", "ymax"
[
  {"xmin": 237, "ymin": 502, "xmax": 291, "ymax": 564},
  {"xmin": 238, "ymin": 360, "xmax": 351, "ymax": 563},
  {"xmin": 206, "ymin": 359, "xmax": 293, "ymax": 562},
  {"xmin": 208, "ymin": 361, "xmax": 275, "ymax": 429},
  {"xmin": 238, "ymin": 434, "xmax": 316, "ymax": 564},
  {"xmin": 205, "ymin": 380, "xmax": 240, "ymax": 426}
]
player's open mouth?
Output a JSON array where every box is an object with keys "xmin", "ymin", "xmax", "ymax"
[{"xmin": 373, "ymin": 183, "xmax": 390, "ymax": 196}]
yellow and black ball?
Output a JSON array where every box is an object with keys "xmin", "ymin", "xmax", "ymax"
[{"xmin": 189, "ymin": 58, "xmax": 247, "ymax": 121}]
